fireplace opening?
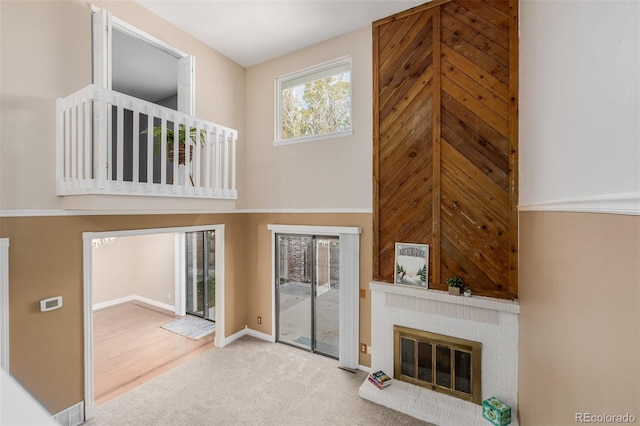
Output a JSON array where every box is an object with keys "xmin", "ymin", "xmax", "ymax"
[{"xmin": 394, "ymin": 325, "xmax": 482, "ymax": 404}]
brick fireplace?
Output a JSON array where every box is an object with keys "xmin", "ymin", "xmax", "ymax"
[{"xmin": 360, "ymin": 282, "xmax": 520, "ymax": 425}]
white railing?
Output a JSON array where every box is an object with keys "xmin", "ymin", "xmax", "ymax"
[{"xmin": 56, "ymin": 84, "xmax": 237, "ymax": 199}]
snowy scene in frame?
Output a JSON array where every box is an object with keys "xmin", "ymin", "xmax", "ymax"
[{"xmin": 394, "ymin": 243, "xmax": 429, "ymax": 288}]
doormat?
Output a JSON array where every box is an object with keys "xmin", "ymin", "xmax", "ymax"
[
  {"xmin": 293, "ymin": 336, "xmax": 338, "ymax": 355},
  {"xmin": 161, "ymin": 316, "xmax": 215, "ymax": 340}
]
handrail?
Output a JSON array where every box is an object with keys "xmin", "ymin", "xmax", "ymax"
[{"xmin": 56, "ymin": 84, "xmax": 238, "ymax": 200}]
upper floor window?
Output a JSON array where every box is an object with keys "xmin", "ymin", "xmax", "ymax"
[{"xmin": 276, "ymin": 56, "xmax": 352, "ymax": 145}]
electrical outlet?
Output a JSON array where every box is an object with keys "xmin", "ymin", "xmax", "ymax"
[
  {"xmin": 359, "ymin": 289, "xmax": 366, "ymax": 299},
  {"xmin": 257, "ymin": 316, "xmax": 262, "ymax": 324},
  {"xmin": 360, "ymin": 343, "xmax": 367, "ymax": 353}
]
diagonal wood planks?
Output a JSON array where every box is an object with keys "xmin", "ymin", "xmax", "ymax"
[
  {"xmin": 375, "ymin": 8, "xmax": 435, "ymax": 284},
  {"xmin": 439, "ymin": 0, "xmax": 515, "ymax": 298},
  {"xmin": 374, "ymin": 0, "xmax": 518, "ymax": 299}
]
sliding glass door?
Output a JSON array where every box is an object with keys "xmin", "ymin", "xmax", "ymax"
[
  {"xmin": 186, "ymin": 230, "xmax": 215, "ymax": 321},
  {"xmin": 276, "ymin": 234, "xmax": 339, "ymax": 358}
]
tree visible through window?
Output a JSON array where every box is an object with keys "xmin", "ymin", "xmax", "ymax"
[{"xmin": 277, "ymin": 57, "xmax": 352, "ymax": 143}]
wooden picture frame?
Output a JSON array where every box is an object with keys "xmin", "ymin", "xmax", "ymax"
[{"xmin": 394, "ymin": 243, "xmax": 429, "ymax": 288}]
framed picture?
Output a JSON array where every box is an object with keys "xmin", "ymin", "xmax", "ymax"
[{"xmin": 394, "ymin": 243, "xmax": 429, "ymax": 288}]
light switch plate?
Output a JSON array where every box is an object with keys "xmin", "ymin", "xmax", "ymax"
[{"xmin": 40, "ymin": 296, "xmax": 63, "ymax": 312}]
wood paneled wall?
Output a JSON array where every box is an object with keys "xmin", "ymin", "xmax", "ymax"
[{"xmin": 373, "ymin": 0, "xmax": 518, "ymax": 299}]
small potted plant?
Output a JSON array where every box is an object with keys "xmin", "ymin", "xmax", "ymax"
[
  {"xmin": 446, "ymin": 276, "xmax": 465, "ymax": 296},
  {"xmin": 463, "ymin": 286, "xmax": 472, "ymax": 297},
  {"xmin": 142, "ymin": 124, "xmax": 206, "ymax": 165}
]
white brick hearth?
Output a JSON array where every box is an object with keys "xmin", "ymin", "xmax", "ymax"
[{"xmin": 360, "ymin": 281, "xmax": 519, "ymax": 426}]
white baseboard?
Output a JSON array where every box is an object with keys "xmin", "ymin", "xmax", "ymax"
[
  {"xmin": 93, "ymin": 295, "xmax": 174, "ymax": 313},
  {"xmin": 221, "ymin": 328, "xmax": 246, "ymax": 347},
  {"xmin": 93, "ymin": 295, "xmax": 136, "ymax": 311},
  {"xmin": 358, "ymin": 364, "xmax": 372, "ymax": 373},
  {"xmin": 245, "ymin": 328, "xmax": 275, "ymax": 342},
  {"xmin": 134, "ymin": 295, "xmax": 174, "ymax": 313},
  {"xmin": 221, "ymin": 326, "xmax": 274, "ymax": 347}
]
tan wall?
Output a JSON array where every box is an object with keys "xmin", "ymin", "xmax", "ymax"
[
  {"xmin": 518, "ymin": 211, "xmax": 640, "ymax": 424},
  {"xmin": 244, "ymin": 213, "xmax": 373, "ymax": 367},
  {"xmin": 0, "ymin": 0, "xmax": 90, "ymax": 210},
  {"xmin": 0, "ymin": 0, "xmax": 245, "ymax": 212},
  {"xmin": 0, "ymin": 214, "xmax": 247, "ymax": 413},
  {"xmin": 93, "ymin": 237, "xmax": 138, "ymax": 304},
  {"xmin": 518, "ymin": 1, "xmax": 640, "ymax": 423},
  {"xmin": 92, "ymin": 233, "xmax": 176, "ymax": 306},
  {"xmin": 134, "ymin": 233, "xmax": 176, "ymax": 304},
  {"xmin": 242, "ymin": 27, "xmax": 372, "ymax": 210}
]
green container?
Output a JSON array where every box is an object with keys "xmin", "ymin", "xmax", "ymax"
[{"xmin": 482, "ymin": 397, "xmax": 511, "ymax": 426}]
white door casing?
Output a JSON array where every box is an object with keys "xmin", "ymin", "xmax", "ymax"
[
  {"xmin": 83, "ymin": 225, "xmax": 225, "ymax": 421},
  {"xmin": 174, "ymin": 234, "xmax": 186, "ymax": 317},
  {"xmin": 92, "ymin": 9, "xmax": 112, "ymax": 90},
  {"xmin": 91, "ymin": 8, "xmax": 112, "ymax": 180},
  {"xmin": 177, "ymin": 55, "xmax": 195, "ymax": 115}
]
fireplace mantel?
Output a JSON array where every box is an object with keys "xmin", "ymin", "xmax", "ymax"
[
  {"xmin": 361, "ymin": 281, "xmax": 520, "ymax": 425},
  {"xmin": 368, "ymin": 281, "xmax": 519, "ymax": 315}
]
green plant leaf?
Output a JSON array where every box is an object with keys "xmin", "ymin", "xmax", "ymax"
[{"xmin": 141, "ymin": 123, "xmax": 206, "ymax": 158}]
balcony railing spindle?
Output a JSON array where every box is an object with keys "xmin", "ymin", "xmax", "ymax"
[
  {"xmin": 71, "ymin": 102, "xmax": 78, "ymax": 188},
  {"xmin": 223, "ymin": 129, "xmax": 229, "ymax": 196},
  {"xmin": 194, "ymin": 123, "xmax": 202, "ymax": 189},
  {"xmin": 83, "ymin": 99, "xmax": 91, "ymax": 185},
  {"xmin": 160, "ymin": 115, "xmax": 167, "ymax": 186},
  {"xmin": 64, "ymin": 107, "xmax": 71, "ymax": 187},
  {"xmin": 231, "ymin": 131, "xmax": 237, "ymax": 194},
  {"xmin": 204, "ymin": 127, "xmax": 212, "ymax": 193},
  {"xmin": 116, "ymin": 97, "xmax": 124, "ymax": 186},
  {"xmin": 172, "ymin": 116, "xmax": 180, "ymax": 190},
  {"xmin": 132, "ymin": 104, "xmax": 140, "ymax": 187},
  {"xmin": 215, "ymin": 128, "xmax": 221, "ymax": 193}
]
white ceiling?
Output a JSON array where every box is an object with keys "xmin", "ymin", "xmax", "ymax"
[{"xmin": 134, "ymin": 0, "xmax": 426, "ymax": 68}]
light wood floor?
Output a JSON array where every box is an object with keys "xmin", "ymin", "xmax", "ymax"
[{"xmin": 93, "ymin": 302, "xmax": 214, "ymax": 406}]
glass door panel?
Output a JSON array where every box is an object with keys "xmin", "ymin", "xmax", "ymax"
[
  {"xmin": 205, "ymin": 230, "xmax": 215, "ymax": 320},
  {"xmin": 276, "ymin": 234, "xmax": 340, "ymax": 358},
  {"xmin": 313, "ymin": 237, "xmax": 339, "ymax": 358},
  {"xmin": 276, "ymin": 235, "xmax": 312, "ymax": 350},
  {"xmin": 186, "ymin": 231, "xmax": 215, "ymax": 320}
]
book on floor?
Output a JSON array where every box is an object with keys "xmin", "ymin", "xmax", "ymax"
[
  {"xmin": 368, "ymin": 370, "xmax": 392, "ymax": 388},
  {"xmin": 368, "ymin": 376, "xmax": 385, "ymax": 389}
]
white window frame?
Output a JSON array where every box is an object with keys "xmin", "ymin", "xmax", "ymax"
[
  {"xmin": 91, "ymin": 6, "xmax": 195, "ymax": 115},
  {"xmin": 275, "ymin": 56, "xmax": 353, "ymax": 146}
]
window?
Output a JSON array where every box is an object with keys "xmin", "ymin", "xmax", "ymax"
[{"xmin": 276, "ymin": 56, "xmax": 352, "ymax": 145}]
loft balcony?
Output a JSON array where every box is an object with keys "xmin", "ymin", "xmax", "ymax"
[{"xmin": 56, "ymin": 85, "xmax": 237, "ymax": 200}]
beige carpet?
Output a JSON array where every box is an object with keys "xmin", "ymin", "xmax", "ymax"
[{"xmin": 85, "ymin": 336, "xmax": 429, "ymax": 426}]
